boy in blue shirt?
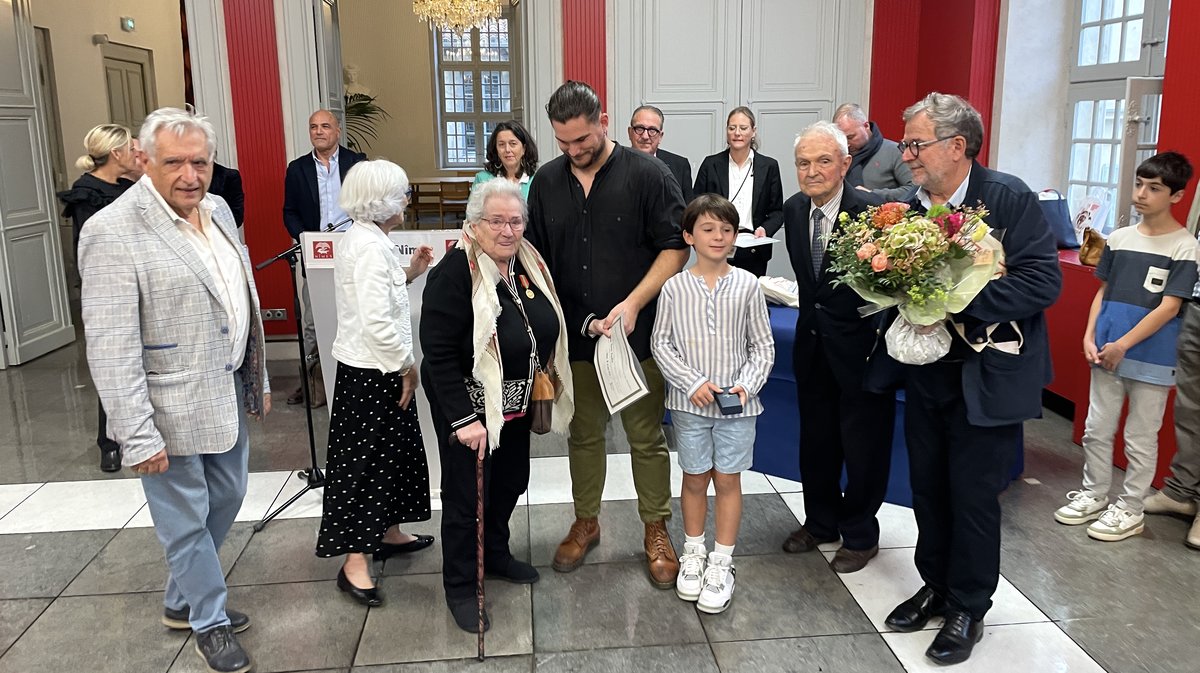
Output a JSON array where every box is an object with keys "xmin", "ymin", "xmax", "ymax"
[{"xmin": 1055, "ymin": 152, "xmax": 1199, "ymax": 541}]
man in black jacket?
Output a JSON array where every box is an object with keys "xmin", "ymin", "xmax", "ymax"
[
  {"xmin": 834, "ymin": 103, "xmax": 913, "ymax": 202},
  {"xmin": 782, "ymin": 121, "xmax": 893, "ymax": 575},
  {"xmin": 281, "ymin": 110, "xmax": 366, "ymax": 405},
  {"xmin": 627, "ymin": 105, "xmax": 694, "ymax": 202}
]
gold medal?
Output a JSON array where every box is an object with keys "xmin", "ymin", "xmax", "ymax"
[
  {"xmin": 519, "ymin": 274, "xmax": 535, "ymax": 299},
  {"xmin": 526, "ymin": 289, "xmax": 535, "ymax": 299}
]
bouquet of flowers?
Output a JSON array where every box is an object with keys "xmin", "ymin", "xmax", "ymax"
[{"xmin": 826, "ymin": 201, "xmax": 1003, "ymax": 365}]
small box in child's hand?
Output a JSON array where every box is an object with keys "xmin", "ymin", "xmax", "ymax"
[{"xmin": 715, "ymin": 387, "xmax": 743, "ymax": 416}]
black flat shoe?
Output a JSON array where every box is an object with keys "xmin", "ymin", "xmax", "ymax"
[
  {"xmin": 374, "ymin": 534, "xmax": 435, "ymax": 561},
  {"xmin": 485, "ymin": 557, "xmax": 540, "ymax": 584},
  {"xmin": 100, "ymin": 448, "xmax": 121, "ymax": 473},
  {"xmin": 885, "ymin": 586, "xmax": 946, "ymax": 632},
  {"xmin": 337, "ymin": 568, "xmax": 383, "ymax": 607},
  {"xmin": 447, "ymin": 596, "xmax": 490, "ymax": 633},
  {"xmin": 926, "ymin": 610, "xmax": 983, "ymax": 665}
]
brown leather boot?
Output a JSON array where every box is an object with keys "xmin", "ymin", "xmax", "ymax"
[
  {"xmin": 552, "ymin": 517, "xmax": 600, "ymax": 572},
  {"xmin": 644, "ymin": 520, "xmax": 678, "ymax": 589}
]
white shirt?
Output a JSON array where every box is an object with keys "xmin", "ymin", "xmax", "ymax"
[
  {"xmin": 141, "ymin": 175, "xmax": 251, "ymax": 370},
  {"xmin": 728, "ymin": 151, "xmax": 755, "ymax": 232},
  {"xmin": 917, "ymin": 167, "xmax": 972, "ymax": 210},
  {"xmin": 810, "ymin": 185, "xmax": 845, "ymax": 252},
  {"xmin": 313, "ymin": 150, "xmax": 350, "ymax": 229},
  {"xmin": 330, "ymin": 221, "xmax": 415, "ymax": 373}
]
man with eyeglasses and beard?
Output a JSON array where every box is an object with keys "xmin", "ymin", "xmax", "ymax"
[{"xmin": 628, "ymin": 105, "xmax": 694, "ymax": 202}]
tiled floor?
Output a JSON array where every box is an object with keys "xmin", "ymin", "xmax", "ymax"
[{"xmin": 2, "ymin": 341, "xmax": 1198, "ymax": 672}]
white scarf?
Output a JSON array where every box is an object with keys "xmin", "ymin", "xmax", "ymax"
[{"xmin": 458, "ymin": 222, "xmax": 574, "ymax": 450}]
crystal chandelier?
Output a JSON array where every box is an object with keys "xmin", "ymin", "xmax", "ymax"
[{"xmin": 413, "ymin": 0, "xmax": 504, "ymax": 35}]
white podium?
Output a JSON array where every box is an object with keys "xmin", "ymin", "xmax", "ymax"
[{"xmin": 301, "ymin": 229, "xmax": 463, "ymax": 493}]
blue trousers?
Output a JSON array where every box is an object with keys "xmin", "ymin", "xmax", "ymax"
[{"xmin": 140, "ymin": 380, "xmax": 249, "ymax": 632}]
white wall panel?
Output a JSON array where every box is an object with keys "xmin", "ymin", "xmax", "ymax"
[{"xmin": 743, "ymin": 0, "xmax": 835, "ymax": 101}]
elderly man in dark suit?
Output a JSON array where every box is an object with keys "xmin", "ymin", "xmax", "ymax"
[
  {"xmin": 281, "ymin": 109, "xmax": 366, "ymax": 405},
  {"xmin": 781, "ymin": 121, "xmax": 893, "ymax": 574},
  {"xmin": 627, "ymin": 104, "xmax": 694, "ymax": 202},
  {"xmin": 871, "ymin": 93, "xmax": 1061, "ymax": 666}
]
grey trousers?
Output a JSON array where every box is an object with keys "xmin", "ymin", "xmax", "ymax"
[
  {"xmin": 298, "ymin": 264, "xmax": 318, "ymax": 360},
  {"xmin": 1164, "ymin": 302, "xmax": 1200, "ymax": 504}
]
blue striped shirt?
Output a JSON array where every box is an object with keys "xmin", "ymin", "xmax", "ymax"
[{"xmin": 651, "ymin": 267, "xmax": 775, "ymax": 418}]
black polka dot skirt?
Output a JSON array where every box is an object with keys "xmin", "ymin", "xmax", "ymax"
[{"xmin": 316, "ymin": 361, "xmax": 432, "ymax": 557}]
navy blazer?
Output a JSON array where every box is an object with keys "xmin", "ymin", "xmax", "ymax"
[
  {"xmin": 866, "ymin": 162, "xmax": 1063, "ymax": 427},
  {"xmin": 655, "ymin": 148, "xmax": 694, "ymax": 203},
  {"xmin": 693, "ymin": 149, "xmax": 785, "ymax": 261},
  {"xmin": 282, "ymin": 145, "xmax": 366, "ymax": 240},
  {"xmin": 785, "ymin": 184, "xmax": 884, "ymax": 389}
]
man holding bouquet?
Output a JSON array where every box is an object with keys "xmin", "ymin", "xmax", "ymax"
[{"xmin": 871, "ymin": 93, "xmax": 1061, "ymax": 665}]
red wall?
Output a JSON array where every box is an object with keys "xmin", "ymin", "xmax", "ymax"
[
  {"xmin": 223, "ymin": 0, "xmax": 292, "ymax": 335},
  {"xmin": 1157, "ymin": 2, "xmax": 1200, "ymax": 222},
  {"xmin": 561, "ymin": 0, "xmax": 607, "ymax": 109}
]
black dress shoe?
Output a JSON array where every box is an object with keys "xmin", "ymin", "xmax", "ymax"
[
  {"xmin": 337, "ymin": 567, "xmax": 383, "ymax": 607},
  {"xmin": 447, "ymin": 595, "xmax": 490, "ymax": 633},
  {"xmin": 194, "ymin": 624, "xmax": 252, "ymax": 673},
  {"xmin": 100, "ymin": 447, "xmax": 121, "ymax": 473},
  {"xmin": 162, "ymin": 606, "xmax": 250, "ymax": 633},
  {"xmin": 782, "ymin": 526, "xmax": 838, "ymax": 553},
  {"xmin": 485, "ymin": 556, "xmax": 540, "ymax": 584},
  {"xmin": 885, "ymin": 586, "xmax": 947, "ymax": 632},
  {"xmin": 926, "ymin": 610, "xmax": 983, "ymax": 665},
  {"xmin": 373, "ymin": 534, "xmax": 435, "ymax": 561}
]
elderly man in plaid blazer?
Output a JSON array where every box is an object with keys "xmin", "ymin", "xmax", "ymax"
[{"xmin": 79, "ymin": 108, "xmax": 270, "ymax": 673}]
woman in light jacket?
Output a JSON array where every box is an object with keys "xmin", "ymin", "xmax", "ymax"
[{"xmin": 315, "ymin": 160, "xmax": 436, "ymax": 607}]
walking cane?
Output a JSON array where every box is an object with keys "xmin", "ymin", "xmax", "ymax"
[{"xmin": 476, "ymin": 443, "xmax": 486, "ymax": 661}]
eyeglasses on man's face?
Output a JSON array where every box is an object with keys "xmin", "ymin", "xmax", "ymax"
[
  {"xmin": 630, "ymin": 125, "xmax": 662, "ymax": 138},
  {"xmin": 896, "ymin": 136, "xmax": 956, "ymax": 158},
  {"xmin": 480, "ymin": 217, "xmax": 526, "ymax": 232}
]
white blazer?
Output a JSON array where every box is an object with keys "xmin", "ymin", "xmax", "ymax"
[{"xmin": 330, "ymin": 221, "xmax": 415, "ymax": 373}]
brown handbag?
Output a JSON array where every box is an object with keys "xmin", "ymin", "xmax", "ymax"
[
  {"xmin": 1078, "ymin": 227, "xmax": 1105, "ymax": 266},
  {"xmin": 528, "ymin": 368, "xmax": 554, "ymax": 434}
]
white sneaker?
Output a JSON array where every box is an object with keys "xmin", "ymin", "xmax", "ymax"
[
  {"xmin": 675, "ymin": 543, "xmax": 707, "ymax": 602},
  {"xmin": 1087, "ymin": 504, "xmax": 1145, "ymax": 541},
  {"xmin": 1187, "ymin": 514, "xmax": 1200, "ymax": 550},
  {"xmin": 1054, "ymin": 490, "xmax": 1108, "ymax": 525},
  {"xmin": 1144, "ymin": 490, "xmax": 1198, "ymax": 517},
  {"xmin": 696, "ymin": 553, "xmax": 735, "ymax": 614}
]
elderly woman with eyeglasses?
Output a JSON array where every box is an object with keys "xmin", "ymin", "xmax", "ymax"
[
  {"xmin": 315, "ymin": 160, "xmax": 436, "ymax": 607},
  {"xmin": 420, "ymin": 178, "xmax": 573, "ymax": 632}
]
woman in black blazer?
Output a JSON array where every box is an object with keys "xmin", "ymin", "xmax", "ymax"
[{"xmin": 693, "ymin": 107, "xmax": 784, "ymax": 276}]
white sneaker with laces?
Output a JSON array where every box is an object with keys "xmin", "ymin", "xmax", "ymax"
[
  {"xmin": 1054, "ymin": 490, "xmax": 1109, "ymax": 525},
  {"xmin": 675, "ymin": 543, "xmax": 707, "ymax": 601},
  {"xmin": 1087, "ymin": 504, "xmax": 1145, "ymax": 541},
  {"xmin": 696, "ymin": 552, "xmax": 735, "ymax": 614},
  {"xmin": 1143, "ymin": 490, "xmax": 1198, "ymax": 517}
]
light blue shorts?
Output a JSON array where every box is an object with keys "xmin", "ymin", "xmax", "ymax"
[{"xmin": 671, "ymin": 410, "xmax": 757, "ymax": 475}]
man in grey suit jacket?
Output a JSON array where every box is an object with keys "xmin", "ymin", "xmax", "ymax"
[{"xmin": 80, "ymin": 108, "xmax": 270, "ymax": 673}]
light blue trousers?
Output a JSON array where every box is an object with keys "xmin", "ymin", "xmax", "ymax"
[{"xmin": 140, "ymin": 378, "xmax": 249, "ymax": 632}]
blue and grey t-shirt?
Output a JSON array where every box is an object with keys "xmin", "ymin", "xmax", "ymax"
[{"xmin": 1094, "ymin": 225, "xmax": 1200, "ymax": 385}]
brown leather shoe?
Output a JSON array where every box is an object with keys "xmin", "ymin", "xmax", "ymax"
[
  {"xmin": 782, "ymin": 526, "xmax": 837, "ymax": 553},
  {"xmin": 552, "ymin": 517, "xmax": 600, "ymax": 572},
  {"xmin": 830, "ymin": 545, "xmax": 878, "ymax": 573},
  {"xmin": 644, "ymin": 520, "xmax": 678, "ymax": 589}
]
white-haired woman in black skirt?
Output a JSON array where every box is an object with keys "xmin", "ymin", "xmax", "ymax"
[{"xmin": 315, "ymin": 159, "xmax": 436, "ymax": 607}]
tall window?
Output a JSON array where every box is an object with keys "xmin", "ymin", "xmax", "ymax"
[
  {"xmin": 1066, "ymin": 0, "xmax": 1168, "ymax": 233},
  {"xmin": 433, "ymin": 13, "xmax": 517, "ymax": 168}
]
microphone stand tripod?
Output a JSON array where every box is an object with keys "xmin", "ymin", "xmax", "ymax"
[{"xmin": 254, "ymin": 219, "xmax": 350, "ymax": 531}]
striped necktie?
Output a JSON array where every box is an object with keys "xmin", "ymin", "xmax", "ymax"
[{"xmin": 811, "ymin": 208, "xmax": 826, "ymax": 277}]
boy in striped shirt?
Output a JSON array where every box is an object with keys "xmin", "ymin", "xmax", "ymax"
[
  {"xmin": 651, "ymin": 194, "xmax": 775, "ymax": 613},
  {"xmin": 1055, "ymin": 152, "xmax": 1199, "ymax": 541}
]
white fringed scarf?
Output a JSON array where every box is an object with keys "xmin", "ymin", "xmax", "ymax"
[{"xmin": 458, "ymin": 222, "xmax": 574, "ymax": 451}]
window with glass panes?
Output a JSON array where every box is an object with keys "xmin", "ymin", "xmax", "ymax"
[
  {"xmin": 1066, "ymin": 0, "xmax": 1168, "ymax": 233},
  {"xmin": 433, "ymin": 14, "xmax": 515, "ymax": 168}
]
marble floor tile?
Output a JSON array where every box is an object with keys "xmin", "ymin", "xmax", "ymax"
[
  {"xmin": 264, "ymin": 472, "xmax": 327, "ymax": 520},
  {"xmin": 534, "ymin": 644, "xmax": 719, "ymax": 673},
  {"xmin": 710, "ymin": 633, "xmax": 905, "ymax": 673},
  {"xmin": 765, "ymin": 474, "xmax": 803, "ymax": 493},
  {"xmin": 528, "ymin": 500, "xmax": 648, "ymax": 568},
  {"xmin": 354, "ymin": 573, "xmax": 531, "ymax": 666},
  {"xmin": 0, "ymin": 530, "xmax": 115, "ymax": 599},
  {"xmin": 696, "ymin": 553, "xmax": 874, "ymax": 642},
  {"xmin": 532, "ymin": 560, "xmax": 707, "ymax": 652},
  {"xmin": 1059, "ymin": 612, "xmax": 1200, "ymax": 673},
  {"xmin": 353, "ymin": 656, "xmax": 531, "ymax": 672},
  {"xmin": 0, "ymin": 478, "xmax": 145, "ymax": 533},
  {"xmin": 882, "ymin": 622, "xmax": 1104, "ymax": 673},
  {"xmin": 665, "ymin": 493, "xmax": 801, "ymax": 557},
  {"xmin": 0, "ymin": 598, "xmax": 50, "ymax": 656},
  {"xmin": 125, "ymin": 470, "xmax": 294, "ymax": 529},
  {"xmin": 0, "ymin": 483, "xmax": 40, "ymax": 521},
  {"xmin": 378, "ymin": 507, "xmax": 528, "ymax": 579},
  {"xmin": 168, "ymin": 581, "xmax": 367, "ymax": 673},
  {"xmin": 777, "ymin": 493, "xmax": 918, "ymax": 550},
  {"xmin": 224, "ymin": 518, "xmax": 343, "ymax": 586},
  {"xmin": 63, "ymin": 523, "xmax": 254, "ymax": 596},
  {"xmin": 0, "ymin": 592, "xmax": 189, "ymax": 673},
  {"xmin": 526, "ymin": 454, "xmax": 640, "ymax": 505}
]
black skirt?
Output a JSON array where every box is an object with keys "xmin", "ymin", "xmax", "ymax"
[{"xmin": 316, "ymin": 361, "xmax": 432, "ymax": 557}]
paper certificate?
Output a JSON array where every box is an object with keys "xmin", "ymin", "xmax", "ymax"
[
  {"xmin": 594, "ymin": 314, "xmax": 650, "ymax": 414},
  {"xmin": 735, "ymin": 232, "xmax": 778, "ymax": 248}
]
